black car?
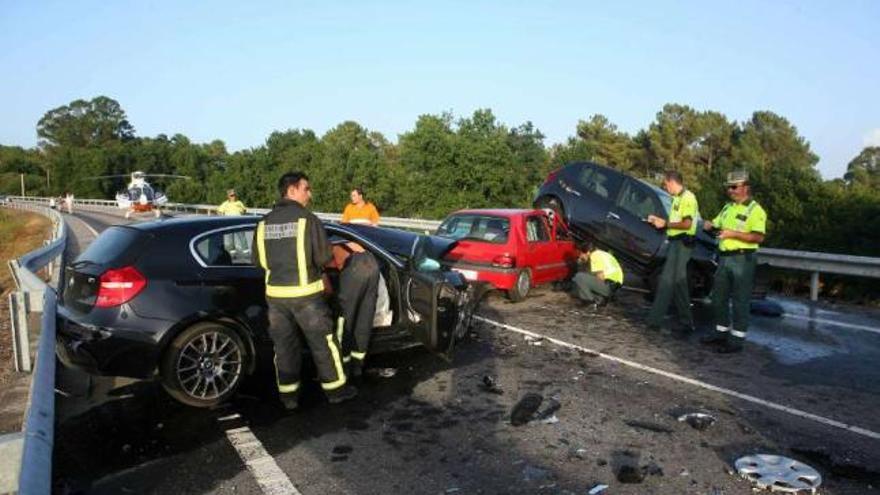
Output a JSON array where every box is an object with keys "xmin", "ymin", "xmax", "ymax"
[
  {"xmin": 534, "ymin": 161, "xmax": 718, "ymax": 294},
  {"xmin": 58, "ymin": 216, "xmax": 475, "ymax": 408}
]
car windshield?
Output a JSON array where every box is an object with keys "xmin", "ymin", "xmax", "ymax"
[{"xmin": 436, "ymin": 214, "xmax": 510, "ymax": 244}]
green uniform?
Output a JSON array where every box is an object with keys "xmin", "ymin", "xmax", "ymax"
[
  {"xmin": 647, "ymin": 189, "xmax": 699, "ymax": 328},
  {"xmin": 709, "ymin": 199, "xmax": 767, "ymax": 342},
  {"xmin": 572, "ymin": 249, "xmax": 622, "ymax": 303}
]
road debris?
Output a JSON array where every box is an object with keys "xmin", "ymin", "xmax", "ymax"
[
  {"xmin": 367, "ymin": 367, "xmax": 397, "ymax": 378},
  {"xmin": 587, "ymin": 483, "xmax": 608, "ymax": 494},
  {"xmin": 535, "ymin": 398, "xmax": 561, "ymax": 420},
  {"xmin": 510, "ymin": 393, "xmax": 543, "ymax": 426},
  {"xmin": 480, "ymin": 375, "xmax": 504, "ymax": 395},
  {"xmin": 538, "ymin": 415, "xmax": 559, "ymax": 424},
  {"xmin": 734, "ymin": 454, "xmax": 822, "ymax": 493},
  {"xmin": 677, "ymin": 412, "xmax": 717, "ymax": 431},
  {"xmin": 624, "ymin": 419, "xmax": 674, "ymax": 434}
]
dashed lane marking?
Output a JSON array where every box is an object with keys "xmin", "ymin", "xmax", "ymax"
[
  {"xmin": 225, "ymin": 425, "xmax": 302, "ymax": 495},
  {"xmin": 474, "ymin": 315, "xmax": 880, "ymax": 441},
  {"xmin": 782, "ymin": 313, "xmax": 880, "ymax": 335}
]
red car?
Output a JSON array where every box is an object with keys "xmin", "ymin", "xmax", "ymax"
[{"xmin": 436, "ymin": 209, "xmax": 579, "ymax": 301}]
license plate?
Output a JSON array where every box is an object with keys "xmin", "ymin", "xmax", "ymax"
[{"xmin": 453, "ymin": 269, "xmax": 478, "ymax": 281}]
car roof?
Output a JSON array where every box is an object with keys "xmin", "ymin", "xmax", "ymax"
[
  {"xmin": 449, "ymin": 208, "xmax": 542, "ymax": 218},
  {"xmin": 125, "ymin": 215, "xmax": 257, "ymax": 233}
]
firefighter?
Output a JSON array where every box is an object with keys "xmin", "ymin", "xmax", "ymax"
[
  {"xmin": 646, "ymin": 170, "xmax": 699, "ymax": 334},
  {"xmin": 334, "ymin": 243, "xmax": 380, "ymax": 378},
  {"xmin": 700, "ymin": 170, "xmax": 767, "ymax": 353},
  {"xmin": 571, "ymin": 241, "xmax": 623, "ymax": 309},
  {"xmin": 253, "ymin": 172, "xmax": 356, "ymax": 409}
]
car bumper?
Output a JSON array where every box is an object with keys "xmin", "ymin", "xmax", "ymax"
[
  {"xmin": 56, "ymin": 306, "xmax": 163, "ymax": 379},
  {"xmin": 444, "ymin": 261, "xmax": 518, "ymax": 291}
]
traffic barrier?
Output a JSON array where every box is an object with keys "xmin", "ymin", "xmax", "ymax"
[{"xmin": 0, "ymin": 201, "xmax": 65, "ymax": 494}]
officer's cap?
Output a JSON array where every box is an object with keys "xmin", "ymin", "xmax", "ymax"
[{"xmin": 724, "ymin": 170, "xmax": 749, "ymax": 185}]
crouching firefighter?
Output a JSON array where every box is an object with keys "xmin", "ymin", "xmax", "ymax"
[
  {"xmin": 333, "ymin": 243, "xmax": 380, "ymax": 379},
  {"xmin": 253, "ymin": 172, "xmax": 357, "ymax": 410}
]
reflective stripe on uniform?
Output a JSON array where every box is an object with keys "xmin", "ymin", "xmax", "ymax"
[
  {"xmin": 297, "ymin": 219, "xmax": 308, "ymax": 286},
  {"xmin": 716, "ymin": 325, "xmax": 729, "ymax": 333},
  {"xmin": 273, "ymin": 355, "xmax": 299, "ymax": 393},
  {"xmin": 256, "ymin": 221, "xmax": 269, "ymax": 270},
  {"xmin": 350, "ymin": 351, "xmax": 366, "ymax": 361},
  {"xmin": 336, "ymin": 316, "xmax": 344, "ymax": 345},
  {"xmin": 730, "ymin": 329, "xmax": 747, "ymax": 338},
  {"xmin": 321, "ymin": 334, "xmax": 347, "ymax": 391},
  {"xmin": 265, "ymin": 280, "xmax": 324, "ymax": 298}
]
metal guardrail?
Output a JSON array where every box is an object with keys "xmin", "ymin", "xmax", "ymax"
[
  {"xmin": 8, "ymin": 195, "xmax": 880, "ymax": 301},
  {"xmin": 0, "ymin": 200, "xmax": 66, "ymax": 494}
]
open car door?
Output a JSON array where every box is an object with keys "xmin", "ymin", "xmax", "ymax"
[{"xmin": 403, "ymin": 235, "xmax": 474, "ymax": 359}]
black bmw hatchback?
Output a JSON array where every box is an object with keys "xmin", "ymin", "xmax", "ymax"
[{"xmin": 58, "ymin": 216, "xmax": 475, "ymax": 408}]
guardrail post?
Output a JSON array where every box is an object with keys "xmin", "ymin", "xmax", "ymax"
[
  {"xmin": 810, "ymin": 271, "xmax": 820, "ymax": 302},
  {"xmin": 9, "ymin": 291, "xmax": 31, "ymax": 372}
]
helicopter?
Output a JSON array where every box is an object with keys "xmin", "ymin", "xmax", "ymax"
[{"xmin": 87, "ymin": 171, "xmax": 190, "ymax": 218}]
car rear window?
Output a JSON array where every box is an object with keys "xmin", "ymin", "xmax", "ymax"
[
  {"xmin": 437, "ymin": 215, "xmax": 510, "ymax": 244},
  {"xmin": 78, "ymin": 227, "xmax": 148, "ymax": 265}
]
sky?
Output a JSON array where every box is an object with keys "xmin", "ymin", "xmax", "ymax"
[{"xmin": 1, "ymin": 0, "xmax": 878, "ymax": 179}]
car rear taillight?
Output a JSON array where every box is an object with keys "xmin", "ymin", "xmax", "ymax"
[
  {"xmin": 95, "ymin": 266, "xmax": 146, "ymax": 308},
  {"xmin": 542, "ymin": 168, "xmax": 561, "ymax": 187},
  {"xmin": 492, "ymin": 254, "xmax": 516, "ymax": 268}
]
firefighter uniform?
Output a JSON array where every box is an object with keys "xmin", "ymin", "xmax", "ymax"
[
  {"xmin": 336, "ymin": 251, "xmax": 380, "ymax": 376},
  {"xmin": 704, "ymin": 194, "xmax": 767, "ymax": 351},
  {"xmin": 572, "ymin": 249, "xmax": 623, "ymax": 304},
  {"xmin": 647, "ymin": 189, "xmax": 699, "ymax": 330},
  {"xmin": 252, "ymin": 198, "xmax": 350, "ymax": 403}
]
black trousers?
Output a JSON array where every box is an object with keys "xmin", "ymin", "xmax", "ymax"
[
  {"xmin": 267, "ymin": 295, "xmax": 347, "ymax": 397},
  {"xmin": 337, "ymin": 252, "xmax": 380, "ymax": 364}
]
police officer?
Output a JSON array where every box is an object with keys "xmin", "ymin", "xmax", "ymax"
[
  {"xmin": 571, "ymin": 241, "xmax": 623, "ymax": 309},
  {"xmin": 701, "ymin": 170, "xmax": 767, "ymax": 353},
  {"xmin": 253, "ymin": 172, "xmax": 356, "ymax": 409},
  {"xmin": 646, "ymin": 170, "xmax": 699, "ymax": 334},
  {"xmin": 335, "ymin": 244, "xmax": 380, "ymax": 378}
]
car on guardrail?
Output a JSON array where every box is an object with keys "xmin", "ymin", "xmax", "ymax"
[
  {"xmin": 436, "ymin": 209, "xmax": 579, "ymax": 301},
  {"xmin": 57, "ymin": 216, "xmax": 475, "ymax": 408},
  {"xmin": 534, "ymin": 161, "xmax": 720, "ymax": 296}
]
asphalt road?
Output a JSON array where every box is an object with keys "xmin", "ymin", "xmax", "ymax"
[{"xmin": 52, "ymin": 208, "xmax": 880, "ymax": 494}]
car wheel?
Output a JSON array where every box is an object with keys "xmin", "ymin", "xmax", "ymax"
[
  {"xmin": 161, "ymin": 322, "xmax": 247, "ymax": 408},
  {"xmin": 507, "ymin": 270, "xmax": 531, "ymax": 302}
]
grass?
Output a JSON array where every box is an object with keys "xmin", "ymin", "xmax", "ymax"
[{"xmin": 0, "ymin": 208, "xmax": 52, "ymax": 382}]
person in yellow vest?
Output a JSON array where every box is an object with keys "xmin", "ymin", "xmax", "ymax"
[
  {"xmin": 571, "ymin": 241, "xmax": 623, "ymax": 309},
  {"xmin": 217, "ymin": 189, "xmax": 247, "ymax": 216},
  {"xmin": 701, "ymin": 170, "xmax": 767, "ymax": 353},
  {"xmin": 341, "ymin": 188, "xmax": 380, "ymax": 226},
  {"xmin": 646, "ymin": 170, "xmax": 699, "ymax": 334}
]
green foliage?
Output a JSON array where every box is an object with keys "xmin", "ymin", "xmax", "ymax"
[{"xmin": 2, "ymin": 97, "xmax": 879, "ymax": 267}]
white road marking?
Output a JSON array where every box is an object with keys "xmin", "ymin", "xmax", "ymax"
[
  {"xmin": 71, "ymin": 214, "xmax": 100, "ymax": 238},
  {"xmin": 782, "ymin": 313, "xmax": 880, "ymax": 335},
  {"xmin": 225, "ymin": 425, "xmax": 301, "ymax": 495},
  {"xmin": 474, "ymin": 315, "xmax": 880, "ymax": 441}
]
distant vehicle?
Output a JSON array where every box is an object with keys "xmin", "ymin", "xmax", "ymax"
[
  {"xmin": 534, "ymin": 162, "xmax": 718, "ymax": 295},
  {"xmin": 86, "ymin": 171, "xmax": 189, "ymax": 218},
  {"xmin": 436, "ymin": 209, "xmax": 579, "ymax": 301},
  {"xmin": 57, "ymin": 216, "xmax": 475, "ymax": 408}
]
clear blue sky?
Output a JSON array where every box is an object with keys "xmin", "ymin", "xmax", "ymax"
[{"xmin": 1, "ymin": 0, "xmax": 877, "ymax": 179}]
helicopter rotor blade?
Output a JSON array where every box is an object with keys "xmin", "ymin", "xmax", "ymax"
[{"xmin": 144, "ymin": 174, "xmax": 191, "ymax": 180}]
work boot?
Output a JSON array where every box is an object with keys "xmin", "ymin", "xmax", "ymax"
[
  {"xmin": 715, "ymin": 338, "xmax": 744, "ymax": 354},
  {"xmin": 700, "ymin": 331, "xmax": 728, "ymax": 346},
  {"xmin": 326, "ymin": 385, "xmax": 358, "ymax": 404},
  {"xmin": 279, "ymin": 393, "xmax": 299, "ymax": 411}
]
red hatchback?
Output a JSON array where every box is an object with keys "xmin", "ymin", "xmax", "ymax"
[{"xmin": 436, "ymin": 209, "xmax": 579, "ymax": 301}]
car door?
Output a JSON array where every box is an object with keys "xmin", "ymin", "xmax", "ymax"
[
  {"xmin": 604, "ymin": 178, "xmax": 666, "ymax": 269},
  {"xmin": 192, "ymin": 226, "xmax": 268, "ymax": 340},
  {"xmin": 401, "ymin": 235, "xmax": 472, "ymax": 358},
  {"xmin": 566, "ymin": 164, "xmax": 623, "ymax": 239},
  {"xmin": 522, "ymin": 214, "xmax": 557, "ymax": 284}
]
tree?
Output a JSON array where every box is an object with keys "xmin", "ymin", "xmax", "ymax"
[
  {"xmin": 575, "ymin": 114, "xmax": 640, "ymax": 172},
  {"xmin": 844, "ymin": 146, "xmax": 880, "ymax": 189},
  {"xmin": 37, "ymin": 96, "xmax": 135, "ymax": 149}
]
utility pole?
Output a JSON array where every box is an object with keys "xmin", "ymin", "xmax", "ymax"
[{"xmin": 20, "ymin": 173, "xmax": 25, "ymax": 196}]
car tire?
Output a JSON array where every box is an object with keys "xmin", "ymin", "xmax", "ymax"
[
  {"xmin": 160, "ymin": 322, "xmax": 248, "ymax": 408},
  {"xmin": 507, "ymin": 270, "xmax": 531, "ymax": 302}
]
